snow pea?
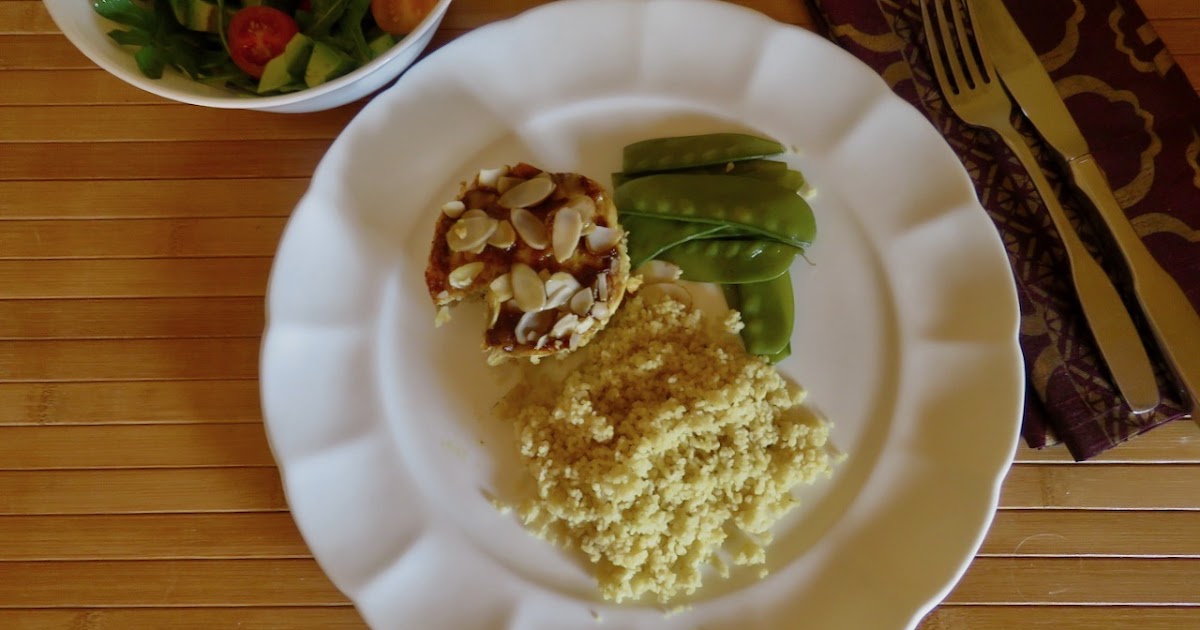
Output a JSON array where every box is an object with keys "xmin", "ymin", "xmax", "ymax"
[
  {"xmin": 614, "ymin": 174, "xmax": 816, "ymax": 249},
  {"xmin": 722, "ymin": 273, "xmax": 793, "ymax": 357},
  {"xmin": 734, "ymin": 271, "xmax": 794, "ymax": 356},
  {"xmin": 611, "ymin": 159, "xmax": 805, "ymax": 192},
  {"xmin": 622, "ymin": 133, "xmax": 785, "ymax": 174},
  {"xmin": 656, "ymin": 239, "xmax": 799, "ymax": 284},
  {"xmin": 622, "ymin": 215, "xmax": 728, "ymax": 269}
]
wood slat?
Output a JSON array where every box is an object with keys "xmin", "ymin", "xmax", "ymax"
[
  {"xmin": 0, "ymin": 178, "xmax": 307, "ymax": 219},
  {"xmin": 0, "ymin": 559, "xmax": 347, "ymax": 607},
  {"xmin": 0, "ymin": 338, "xmax": 259, "ymax": 381},
  {"xmin": 0, "ymin": 608, "xmax": 365, "ymax": 630},
  {"xmin": 0, "ymin": 140, "xmax": 330, "ymax": 180},
  {"xmin": 0, "ymin": 468, "xmax": 285, "ymax": 514},
  {"xmin": 0, "ymin": 106, "xmax": 359, "ymax": 143},
  {"xmin": 981, "ymin": 510, "xmax": 1200, "ymax": 557},
  {"xmin": 0, "ymin": 424, "xmax": 275, "ymax": 469},
  {"xmin": 0, "ymin": 257, "xmax": 271, "ymax": 298},
  {"xmin": 944, "ymin": 557, "xmax": 1200, "ymax": 604},
  {"xmin": 920, "ymin": 606, "xmax": 1200, "ymax": 630},
  {"xmin": 0, "ymin": 70, "xmax": 171, "ymax": 105},
  {"xmin": 1141, "ymin": 0, "xmax": 1200, "ymax": 19},
  {"xmin": 1155, "ymin": 19, "xmax": 1200, "ymax": 55},
  {"xmin": 1180, "ymin": 54, "xmax": 1200, "ymax": 90},
  {"xmin": 1000, "ymin": 464, "xmax": 1200, "ymax": 509},
  {"xmin": 0, "ymin": 513, "xmax": 308, "ymax": 560},
  {"xmin": 0, "ymin": 218, "xmax": 285, "ymax": 258},
  {"xmin": 1014, "ymin": 420, "xmax": 1200, "ymax": 463},
  {"xmin": 0, "ymin": 297, "xmax": 265, "ymax": 339},
  {"xmin": 0, "ymin": 35, "xmax": 90, "ymax": 69},
  {"xmin": 0, "ymin": 380, "xmax": 262, "ymax": 425},
  {"xmin": 0, "ymin": 1, "xmax": 55, "ymax": 34}
]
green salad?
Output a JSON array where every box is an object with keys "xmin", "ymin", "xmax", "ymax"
[{"xmin": 92, "ymin": 0, "xmax": 410, "ymax": 95}]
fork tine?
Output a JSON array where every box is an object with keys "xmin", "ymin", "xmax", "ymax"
[
  {"xmin": 963, "ymin": 0, "xmax": 995, "ymax": 83},
  {"xmin": 932, "ymin": 0, "xmax": 969, "ymax": 94},
  {"xmin": 949, "ymin": 0, "xmax": 984, "ymax": 88},
  {"xmin": 920, "ymin": 0, "xmax": 955, "ymax": 96}
]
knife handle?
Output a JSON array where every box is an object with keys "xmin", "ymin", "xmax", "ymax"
[
  {"xmin": 994, "ymin": 125, "xmax": 1160, "ymax": 413},
  {"xmin": 1069, "ymin": 155, "xmax": 1200, "ymax": 419}
]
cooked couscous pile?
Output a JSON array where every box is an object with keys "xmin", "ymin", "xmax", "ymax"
[{"xmin": 496, "ymin": 294, "xmax": 836, "ymax": 603}]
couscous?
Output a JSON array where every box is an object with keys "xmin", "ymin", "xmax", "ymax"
[{"xmin": 497, "ymin": 294, "xmax": 836, "ymax": 603}]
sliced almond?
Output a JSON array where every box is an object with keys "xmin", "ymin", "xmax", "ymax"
[
  {"xmin": 489, "ymin": 273, "xmax": 513, "ymax": 301},
  {"xmin": 441, "ymin": 200, "xmax": 466, "ymax": 218},
  {"xmin": 535, "ymin": 334, "xmax": 551, "ymax": 350},
  {"xmin": 595, "ymin": 273, "xmax": 609, "ymax": 302},
  {"xmin": 563, "ymin": 194, "xmax": 596, "ymax": 223},
  {"xmin": 461, "ymin": 208, "xmax": 489, "ymax": 221},
  {"xmin": 575, "ymin": 316, "xmax": 595, "ymax": 335},
  {"xmin": 446, "ymin": 217, "xmax": 498, "ymax": 252},
  {"xmin": 511, "ymin": 208, "xmax": 549, "ymax": 249},
  {"xmin": 515, "ymin": 310, "xmax": 556, "ymax": 345},
  {"xmin": 449, "ymin": 261, "xmax": 485, "ymax": 289},
  {"xmin": 569, "ymin": 288, "xmax": 594, "ymax": 316},
  {"xmin": 511, "ymin": 263, "xmax": 546, "ymax": 313},
  {"xmin": 586, "ymin": 225, "xmax": 622, "ymax": 253},
  {"xmin": 477, "ymin": 166, "xmax": 507, "ymax": 189},
  {"xmin": 552, "ymin": 207, "xmax": 583, "ymax": 263},
  {"xmin": 568, "ymin": 332, "xmax": 583, "ymax": 351},
  {"xmin": 635, "ymin": 260, "xmax": 682, "ymax": 284},
  {"xmin": 641, "ymin": 282, "xmax": 693, "ymax": 307},
  {"xmin": 550, "ymin": 313, "xmax": 580, "ymax": 338},
  {"xmin": 591, "ymin": 301, "xmax": 610, "ymax": 320},
  {"xmin": 497, "ymin": 176, "xmax": 524, "ymax": 195},
  {"xmin": 434, "ymin": 306, "xmax": 452, "ymax": 328},
  {"xmin": 545, "ymin": 272, "xmax": 581, "ymax": 310},
  {"xmin": 488, "ymin": 220, "xmax": 516, "ymax": 249},
  {"xmin": 499, "ymin": 177, "xmax": 556, "ymax": 209}
]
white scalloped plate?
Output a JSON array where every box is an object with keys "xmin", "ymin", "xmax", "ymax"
[{"xmin": 260, "ymin": 1, "xmax": 1024, "ymax": 628}]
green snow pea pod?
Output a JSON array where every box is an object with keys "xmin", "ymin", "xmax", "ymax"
[
  {"xmin": 656, "ymin": 239, "xmax": 799, "ymax": 284},
  {"xmin": 622, "ymin": 215, "xmax": 727, "ymax": 269},
  {"xmin": 615, "ymin": 174, "xmax": 816, "ymax": 249},
  {"xmin": 734, "ymin": 271, "xmax": 795, "ymax": 356},
  {"xmin": 763, "ymin": 343, "xmax": 792, "ymax": 365},
  {"xmin": 611, "ymin": 159, "xmax": 807, "ymax": 192},
  {"xmin": 622, "ymin": 133, "xmax": 786, "ymax": 174}
]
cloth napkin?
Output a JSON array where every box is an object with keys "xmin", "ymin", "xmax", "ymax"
[{"xmin": 806, "ymin": 0, "xmax": 1200, "ymax": 460}]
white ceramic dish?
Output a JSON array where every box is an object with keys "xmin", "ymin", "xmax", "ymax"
[
  {"xmin": 260, "ymin": 0, "xmax": 1025, "ymax": 627},
  {"xmin": 42, "ymin": 0, "xmax": 453, "ymax": 112}
]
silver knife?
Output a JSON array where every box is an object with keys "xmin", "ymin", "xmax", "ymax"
[{"xmin": 970, "ymin": 0, "xmax": 1199, "ymax": 419}]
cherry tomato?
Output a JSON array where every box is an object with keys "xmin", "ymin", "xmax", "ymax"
[
  {"xmin": 370, "ymin": 0, "xmax": 437, "ymax": 35},
  {"xmin": 227, "ymin": 6, "xmax": 300, "ymax": 79}
]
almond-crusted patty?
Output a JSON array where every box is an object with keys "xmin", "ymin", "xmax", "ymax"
[{"xmin": 425, "ymin": 163, "xmax": 630, "ymax": 364}]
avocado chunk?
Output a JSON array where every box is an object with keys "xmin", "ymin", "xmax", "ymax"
[
  {"xmin": 304, "ymin": 41, "xmax": 356, "ymax": 88},
  {"xmin": 367, "ymin": 33, "xmax": 397, "ymax": 59},
  {"xmin": 258, "ymin": 33, "xmax": 315, "ymax": 94},
  {"xmin": 168, "ymin": 0, "xmax": 233, "ymax": 33}
]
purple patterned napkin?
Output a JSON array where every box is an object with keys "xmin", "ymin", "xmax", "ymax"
[{"xmin": 806, "ymin": 0, "xmax": 1200, "ymax": 459}]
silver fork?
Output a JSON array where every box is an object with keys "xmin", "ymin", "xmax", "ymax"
[{"xmin": 920, "ymin": 0, "xmax": 1160, "ymax": 413}]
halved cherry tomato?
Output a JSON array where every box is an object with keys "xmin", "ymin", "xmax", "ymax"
[
  {"xmin": 227, "ymin": 6, "xmax": 300, "ymax": 79},
  {"xmin": 370, "ymin": 0, "xmax": 437, "ymax": 35}
]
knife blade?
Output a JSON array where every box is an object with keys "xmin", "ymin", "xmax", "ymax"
[{"xmin": 970, "ymin": 0, "xmax": 1200, "ymax": 419}]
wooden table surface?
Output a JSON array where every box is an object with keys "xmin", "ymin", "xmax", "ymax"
[{"xmin": 2, "ymin": 0, "xmax": 1199, "ymax": 628}]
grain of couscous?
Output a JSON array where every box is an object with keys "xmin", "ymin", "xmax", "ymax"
[{"xmin": 497, "ymin": 294, "xmax": 836, "ymax": 603}]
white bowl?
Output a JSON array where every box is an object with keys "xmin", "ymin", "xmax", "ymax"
[{"xmin": 43, "ymin": 0, "xmax": 454, "ymax": 113}]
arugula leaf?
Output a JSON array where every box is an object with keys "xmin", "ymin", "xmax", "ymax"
[
  {"xmin": 94, "ymin": 0, "xmax": 243, "ymax": 84},
  {"xmin": 93, "ymin": 0, "xmax": 155, "ymax": 31},
  {"xmin": 305, "ymin": 0, "xmax": 348, "ymax": 37},
  {"xmin": 335, "ymin": 0, "xmax": 371, "ymax": 62},
  {"xmin": 134, "ymin": 45, "xmax": 166, "ymax": 78}
]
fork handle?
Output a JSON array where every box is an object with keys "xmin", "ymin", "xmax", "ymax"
[
  {"xmin": 995, "ymin": 124, "xmax": 1160, "ymax": 413},
  {"xmin": 1069, "ymin": 155, "xmax": 1200, "ymax": 419}
]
